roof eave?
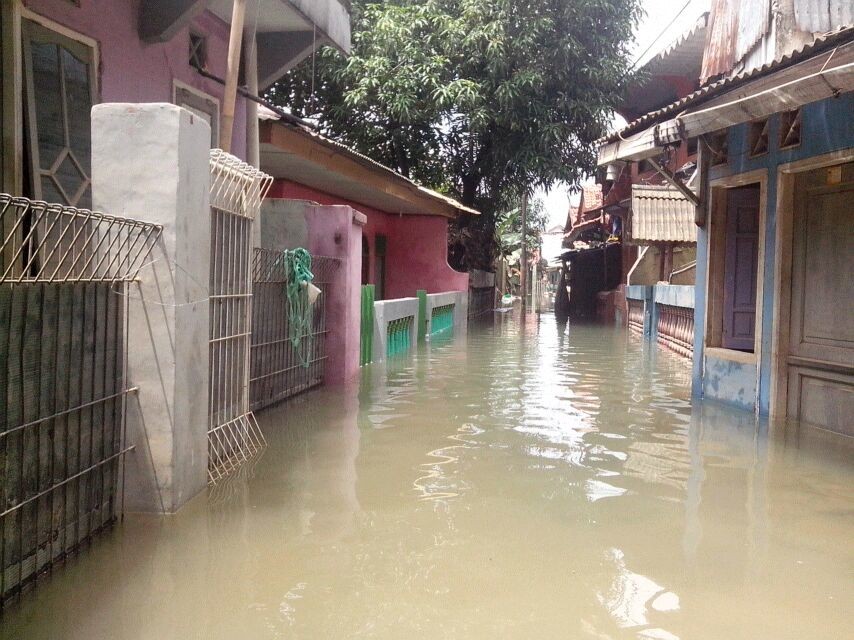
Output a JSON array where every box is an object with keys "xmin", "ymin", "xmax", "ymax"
[
  {"xmin": 259, "ymin": 120, "xmax": 479, "ymax": 218},
  {"xmin": 599, "ymin": 34, "xmax": 854, "ymax": 165}
]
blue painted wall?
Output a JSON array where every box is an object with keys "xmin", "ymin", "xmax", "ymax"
[{"xmin": 693, "ymin": 92, "xmax": 854, "ymax": 414}]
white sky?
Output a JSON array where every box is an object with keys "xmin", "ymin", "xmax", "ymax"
[{"xmin": 536, "ymin": 0, "xmax": 711, "ymax": 227}]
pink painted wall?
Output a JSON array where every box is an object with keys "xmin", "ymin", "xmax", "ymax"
[
  {"xmin": 23, "ymin": 0, "xmax": 247, "ymax": 159},
  {"xmin": 302, "ymin": 204, "xmax": 365, "ymax": 385},
  {"xmin": 268, "ymin": 179, "xmax": 469, "ymax": 299}
]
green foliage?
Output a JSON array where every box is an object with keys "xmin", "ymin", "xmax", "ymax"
[
  {"xmin": 268, "ymin": 0, "xmax": 641, "ymax": 269},
  {"xmin": 495, "ymin": 196, "xmax": 548, "ymax": 262}
]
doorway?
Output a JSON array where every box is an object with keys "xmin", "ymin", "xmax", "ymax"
[{"xmin": 784, "ymin": 161, "xmax": 854, "ymax": 434}]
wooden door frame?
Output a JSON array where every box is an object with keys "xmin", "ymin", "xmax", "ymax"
[
  {"xmin": 1, "ymin": 1, "xmax": 23, "ymax": 195},
  {"xmin": 703, "ymin": 169, "xmax": 767, "ymax": 412},
  {"xmin": 770, "ymin": 149, "xmax": 854, "ymax": 419}
]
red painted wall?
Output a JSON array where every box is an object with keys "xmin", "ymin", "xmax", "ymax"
[
  {"xmin": 23, "ymin": 0, "xmax": 247, "ymax": 159},
  {"xmin": 268, "ymin": 179, "xmax": 469, "ymax": 299}
]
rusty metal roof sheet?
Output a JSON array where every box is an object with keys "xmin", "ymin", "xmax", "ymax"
[
  {"xmin": 701, "ymin": 0, "xmax": 771, "ymax": 84},
  {"xmin": 795, "ymin": 0, "xmax": 854, "ymax": 34},
  {"xmin": 630, "ymin": 185, "xmax": 697, "ymax": 244},
  {"xmin": 580, "ymin": 184, "xmax": 603, "ymax": 214},
  {"xmin": 602, "ymin": 25, "xmax": 854, "ymax": 144}
]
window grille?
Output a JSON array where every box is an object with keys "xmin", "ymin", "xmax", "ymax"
[
  {"xmin": 779, "ymin": 109, "xmax": 802, "ymax": 149},
  {"xmin": 189, "ymin": 32, "xmax": 207, "ymax": 71}
]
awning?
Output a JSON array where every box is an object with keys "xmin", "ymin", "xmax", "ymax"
[
  {"xmin": 630, "ymin": 185, "xmax": 697, "ymax": 244},
  {"xmin": 599, "ymin": 28, "xmax": 854, "ymax": 164},
  {"xmin": 563, "ymin": 219, "xmax": 601, "ymax": 245}
]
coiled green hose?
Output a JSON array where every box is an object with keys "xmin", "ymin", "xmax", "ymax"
[{"xmin": 279, "ymin": 248, "xmax": 315, "ymax": 366}]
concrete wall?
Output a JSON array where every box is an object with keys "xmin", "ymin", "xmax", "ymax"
[
  {"xmin": 92, "ymin": 103, "xmax": 210, "ymax": 513},
  {"xmin": 260, "ymin": 198, "xmax": 365, "ymax": 385},
  {"xmin": 425, "ymin": 291, "xmax": 468, "ymax": 337},
  {"xmin": 693, "ymin": 92, "xmax": 854, "ymax": 415},
  {"xmin": 371, "ymin": 297, "xmax": 419, "ymax": 363},
  {"xmin": 268, "ymin": 180, "xmax": 469, "ymax": 299},
  {"xmin": 23, "ymin": 0, "xmax": 247, "ymax": 159},
  {"xmin": 627, "ymin": 284, "xmax": 695, "ymax": 341}
]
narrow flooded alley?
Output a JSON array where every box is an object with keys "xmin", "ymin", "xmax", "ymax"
[{"xmin": 3, "ymin": 315, "xmax": 853, "ymax": 640}]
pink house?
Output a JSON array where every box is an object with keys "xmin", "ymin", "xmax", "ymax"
[
  {"xmin": 259, "ymin": 112, "xmax": 475, "ymax": 301},
  {"xmin": 1, "ymin": 0, "xmax": 350, "ymax": 200}
]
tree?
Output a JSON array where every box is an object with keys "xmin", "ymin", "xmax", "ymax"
[
  {"xmin": 494, "ymin": 196, "xmax": 547, "ymax": 294},
  {"xmin": 269, "ymin": 0, "xmax": 641, "ymax": 269}
]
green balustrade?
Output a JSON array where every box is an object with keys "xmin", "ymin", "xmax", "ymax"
[
  {"xmin": 430, "ymin": 304, "xmax": 455, "ymax": 337},
  {"xmin": 386, "ymin": 315, "xmax": 413, "ymax": 358}
]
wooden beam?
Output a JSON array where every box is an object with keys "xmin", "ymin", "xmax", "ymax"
[
  {"xmin": 221, "ymin": 0, "xmax": 247, "ymax": 154},
  {"xmin": 138, "ymin": 0, "xmax": 208, "ymax": 43},
  {"xmin": 647, "ymin": 158, "xmax": 701, "ymax": 206},
  {"xmin": 695, "ymin": 137, "xmax": 711, "ymax": 227}
]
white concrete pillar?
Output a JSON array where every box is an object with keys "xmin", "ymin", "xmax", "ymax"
[{"xmin": 92, "ymin": 103, "xmax": 211, "ymax": 513}]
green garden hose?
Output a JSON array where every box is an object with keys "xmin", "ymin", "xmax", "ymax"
[{"xmin": 278, "ymin": 248, "xmax": 315, "ymax": 367}]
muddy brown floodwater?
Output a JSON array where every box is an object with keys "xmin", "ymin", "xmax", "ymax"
[{"xmin": 2, "ymin": 314, "xmax": 853, "ymax": 639}]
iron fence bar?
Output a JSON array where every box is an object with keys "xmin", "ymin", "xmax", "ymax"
[
  {"xmin": 0, "ymin": 388, "xmax": 139, "ymax": 439},
  {"xmin": 0, "ymin": 202, "xmax": 51, "ymax": 281},
  {"xmin": 249, "ymin": 356, "xmax": 329, "ymax": 383},
  {"xmin": 250, "ymin": 329, "xmax": 330, "ymax": 350},
  {"xmin": 0, "ymin": 194, "xmax": 162, "ymax": 284},
  {"xmin": 0, "ymin": 446, "xmax": 135, "ymax": 518}
]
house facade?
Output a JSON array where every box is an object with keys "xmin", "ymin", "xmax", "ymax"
[
  {"xmin": 598, "ymin": 2, "xmax": 853, "ymax": 435},
  {"xmin": 0, "ymin": 0, "xmax": 350, "ymax": 203},
  {"xmin": 258, "ymin": 111, "xmax": 473, "ymax": 302}
]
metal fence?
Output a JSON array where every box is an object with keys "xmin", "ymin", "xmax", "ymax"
[
  {"xmin": 249, "ymin": 249, "xmax": 338, "ymax": 411},
  {"xmin": 207, "ymin": 150, "xmax": 272, "ymax": 485},
  {"xmin": 0, "ymin": 194, "xmax": 160, "ymax": 610}
]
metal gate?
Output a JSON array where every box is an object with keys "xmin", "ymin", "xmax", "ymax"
[
  {"xmin": 0, "ymin": 194, "xmax": 160, "ymax": 609},
  {"xmin": 249, "ymin": 250, "xmax": 338, "ymax": 411},
  {"xmin": 207, "ymin": 150, "xmax": 272, "ymax": 484}
]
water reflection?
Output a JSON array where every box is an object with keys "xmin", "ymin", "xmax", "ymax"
[{"xmin": 2, "ymin": 315, "xmax": 852, "ymax": 639}]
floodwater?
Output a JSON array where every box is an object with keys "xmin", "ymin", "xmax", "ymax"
[{"xmin": 2, "ymin": 314, "xmax": 853, "ymax": 639}]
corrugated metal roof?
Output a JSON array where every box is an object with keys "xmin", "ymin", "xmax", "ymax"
[
  {"xmin": 602, "ymin": 25, "xmax": 854, "ymax": 144},
  {"xmin": 641, "ymin": 13, "xmax": 709, "ymax": 77},
  {"xmin": 258, "ymin": 106, "xmax": 480, "ymax": 217},
  {"xmin": 795, "ymin": 0, "xmax": 854, "ymax": 34},
  {"xmin": 630, "ymin": 185, "xmax": 697, "ymax": 244}
]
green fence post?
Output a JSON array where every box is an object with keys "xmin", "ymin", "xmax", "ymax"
[
  {"xmin": 416, "ymin": 290, "xmax": 427, "ymax": 344},
  {"xmin": 368, "ymin": 285, "xmax": 375, "ymax": 363},
  {"xmin": 360, "ymin": 286, "xmax": 365, "ymax": 366}
]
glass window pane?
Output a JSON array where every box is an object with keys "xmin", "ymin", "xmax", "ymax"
[
  {"xmin": 62, "ymin": 48, "xmax": 92, "ymax": 175},
  {"xmin": 41, "ymin": 175, "xmax": 65, "ymax": 204},
  {"xmin": 31, "ymin": 42, "xmax": 65, "ymax": 170},
  {"xmin": 55, "ymin": 152, "xmax": 85, "ymax": 204}
]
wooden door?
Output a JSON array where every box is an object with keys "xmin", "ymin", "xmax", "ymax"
[
  {"xmin": 787, "ymin": 162, "xmax": 854, "ymax": 435},
  {"xmin": 722, "ymin": 187, "xmax": 760, "ymax": 351}
]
